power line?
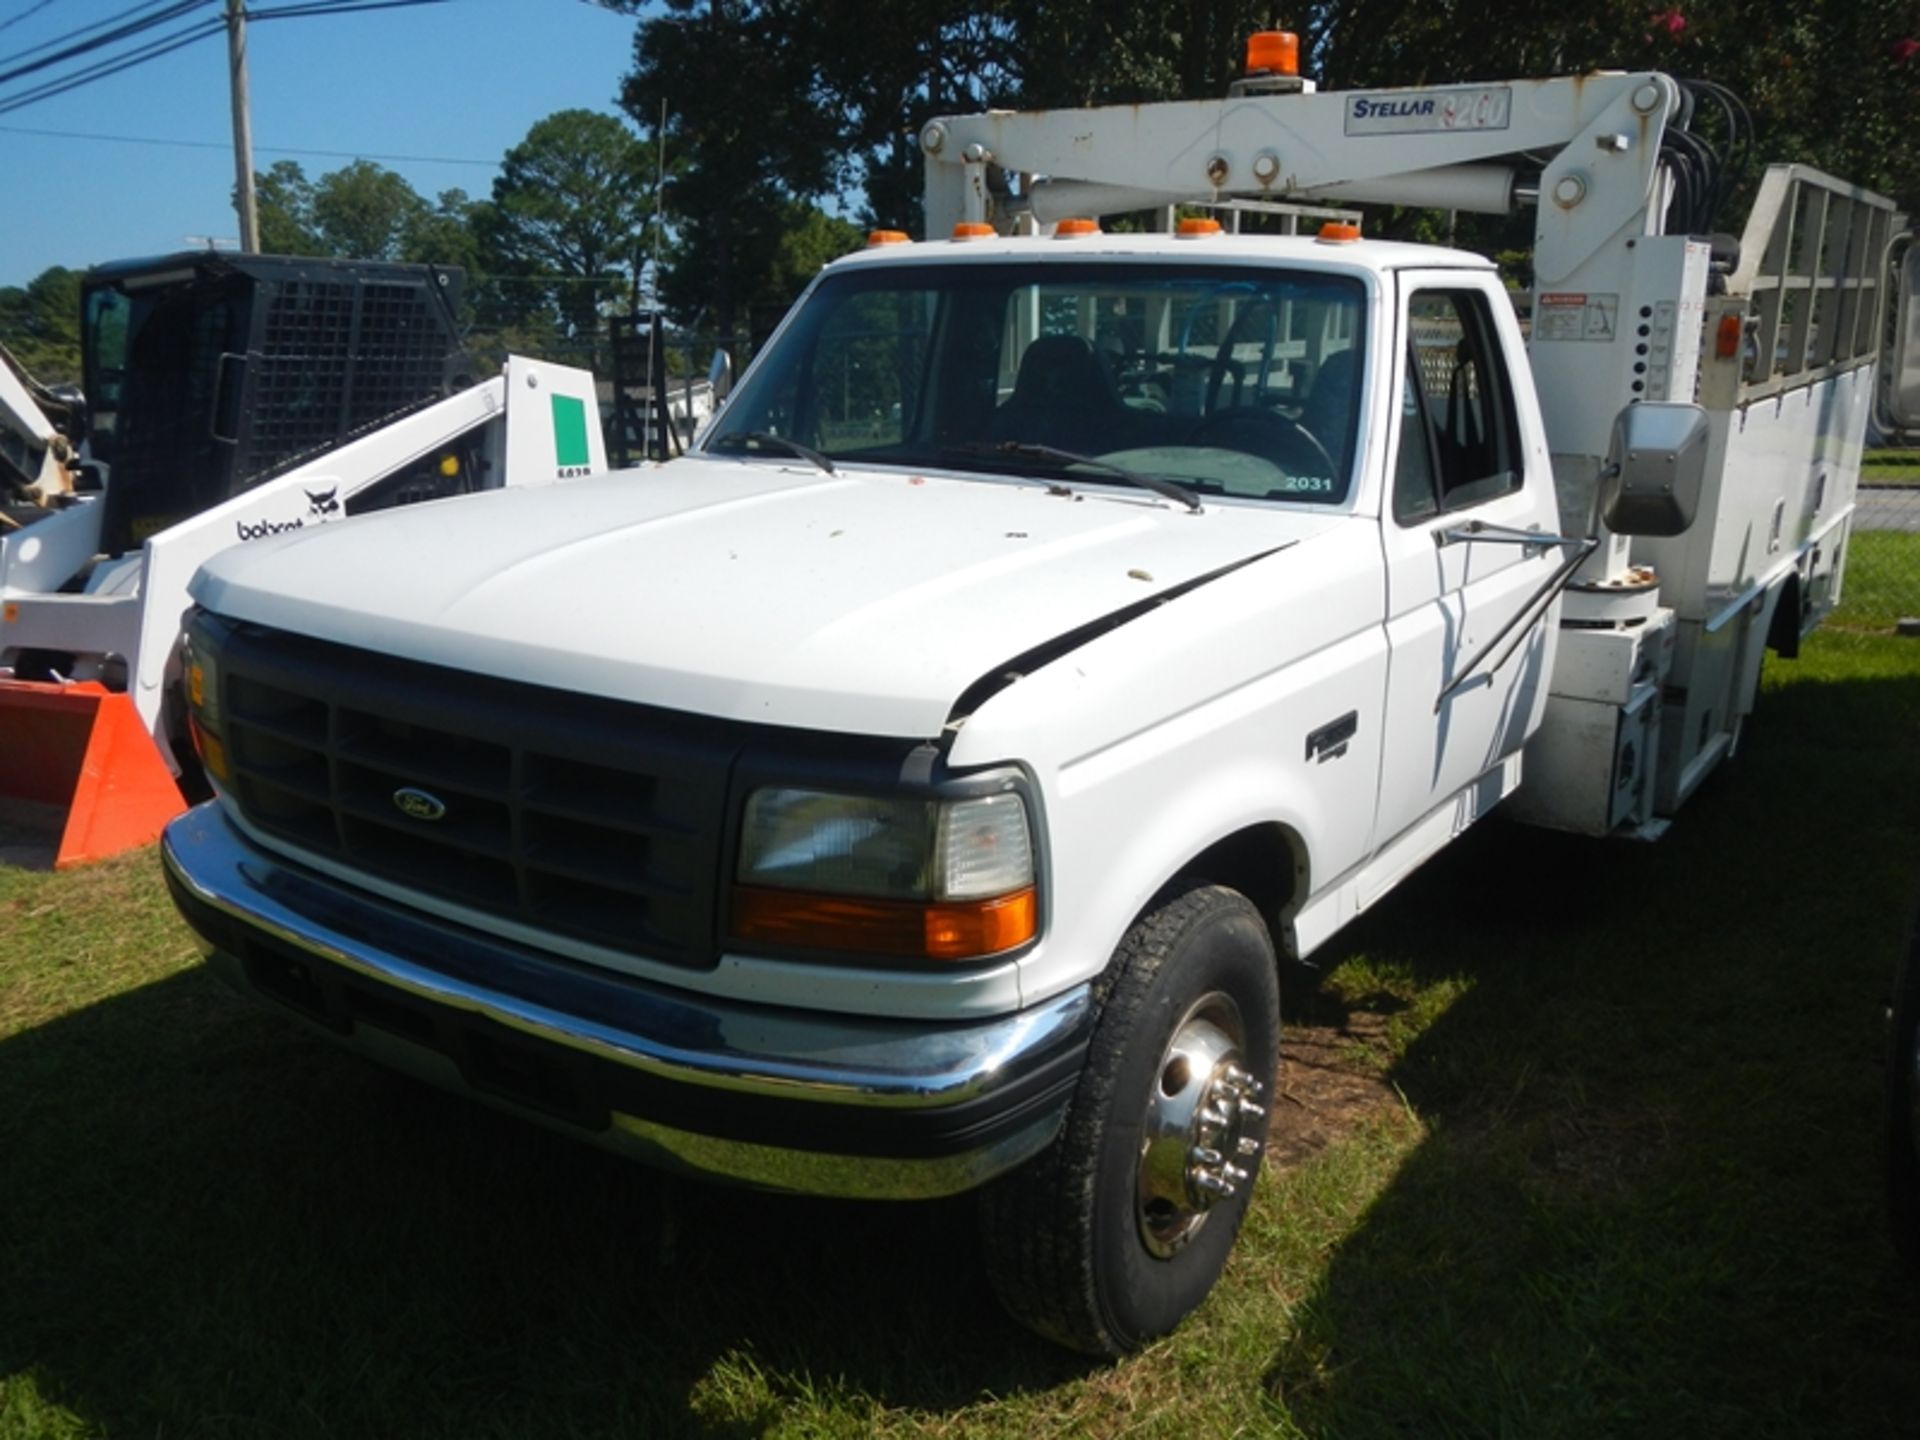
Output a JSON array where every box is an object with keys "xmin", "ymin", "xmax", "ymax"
[
  {"xmin": 0, "ymin": 119, "xmax": 499, "ymax": 165},
  {"xmin": 0, "ymin": 16, "xmax": 223, "ymax": 114},
  {"xmin": 0, "ymin": 0, "xmax": 450, "ymax": 117},
  {"xmin": 0, "ymin": 0, "xmax": 211, "ymax": 87},
  {"xmin": 251, "ymin": 0, "xmax": 450, "ymax": 19},
  {"xmin": 0, "ymin": 0, "xmax": 60, "ymax": 37},
  {"xmin": 0, "ymin": 0, "xmax": 193, "ymax": 64}
]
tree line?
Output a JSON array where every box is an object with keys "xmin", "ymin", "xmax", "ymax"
[
  {"xmin": 629, "ymin": 0, "xmax": 1916, "ymax": 331},
  {"xmin": 6, "ymin": 0, "xmax": 1914, "ymax": 386}
]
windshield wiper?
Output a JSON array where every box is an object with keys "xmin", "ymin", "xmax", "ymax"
[
  {"xmin": 711, "ymin": 430, "xmax": 837, "ymax": 475},
  {"xmin": 950, "ymin": 441, "xmax": 1203, "ymax": 513}
]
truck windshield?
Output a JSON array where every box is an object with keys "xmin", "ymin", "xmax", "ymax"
[{"xmin": 702, "ymin": 260, "xmax": 1367, "ymax": 505}]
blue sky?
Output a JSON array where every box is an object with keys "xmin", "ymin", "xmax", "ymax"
[{"xmin": 0, "ymin": 0, "xmax": 640, "ymax": 287}]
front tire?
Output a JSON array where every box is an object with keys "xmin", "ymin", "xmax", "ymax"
[{"xmin": 979, "ymin": 883, "xmax": 1280, "ymax": 1355}]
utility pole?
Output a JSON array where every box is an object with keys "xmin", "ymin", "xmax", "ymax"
[{"xmin": 226, "ymin": 0, "xmax": 259, "ymax": 252}]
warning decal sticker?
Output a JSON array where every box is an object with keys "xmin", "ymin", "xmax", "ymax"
[{"xmin": 1534, "ymin": 292, "xmax": 1620, "ymax": 343}]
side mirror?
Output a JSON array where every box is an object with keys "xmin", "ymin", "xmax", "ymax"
[
  {"xmin": 1884, "ymin": 243, "xmax": 1920, "ymax": 432},
  {"xmin": 707, "ymin": 349, "xmax": 733, "ymax": 402},
  {"xmin": 1601, "ymin": 402, "xmax": 1710, "ymax": 537}
]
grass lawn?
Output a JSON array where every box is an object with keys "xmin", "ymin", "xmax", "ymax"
[
  {"xmin": 4, "ymin": 540, "xmax": 1919, "ymax": 1439},
  {"xmin": 1863, "ymin": 448, "xmax": 1920, "ymax": 487}
]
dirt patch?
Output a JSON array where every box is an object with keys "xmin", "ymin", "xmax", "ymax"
[
  {"xmin": 1265, "ymin": 1010, "xmax": 1406, "ymax": 1174},
  {"xmin": 1530, "ymin": 1106, "xmax": 1676, "ymax": 1195}
]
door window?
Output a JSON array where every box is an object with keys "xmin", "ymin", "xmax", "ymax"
[{"xmin": 1393, "ymin": 290, "xmax": 1521, "ymax": 522}]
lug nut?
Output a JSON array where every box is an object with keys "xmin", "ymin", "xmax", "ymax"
[
  {"xmin": 1239, "ymin": 1099, "xmax": 1267, "ymax": 1123},
  {"xmin": 1190, "ymin": 1146, "xmax": 1223, "ymax": 1167},
  {"xmin": 1237, "ymin": 1136, "xmax": 1263, "ymax": 1157}
]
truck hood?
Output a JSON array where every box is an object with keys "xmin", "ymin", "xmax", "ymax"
[{"xmin": 190, "ymin": 458, "xmax": 1344, "ymax": 736}]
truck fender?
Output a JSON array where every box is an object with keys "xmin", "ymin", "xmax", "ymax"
[{"xmin": 1041, "ymin": 759, "xmax": 1319, "ymax": 999}]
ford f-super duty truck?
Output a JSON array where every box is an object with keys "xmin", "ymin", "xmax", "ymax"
[{"xmin": 160, "ymin": 50, "xmax": 1914, "ymax": 1354}]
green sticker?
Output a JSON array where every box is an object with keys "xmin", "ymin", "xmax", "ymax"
[{"xmin": 550, "ymin": 393, "xmax": 590, "ymax": 469}]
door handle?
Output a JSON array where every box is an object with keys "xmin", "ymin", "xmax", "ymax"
[{"xmin": 1306, "ymin": 711, "xmax": 1359, "ymax": 762}]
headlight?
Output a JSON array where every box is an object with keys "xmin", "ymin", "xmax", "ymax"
[{"xmin": 733, "ymin": 785, "xmax": 1037, "ymax": 962}]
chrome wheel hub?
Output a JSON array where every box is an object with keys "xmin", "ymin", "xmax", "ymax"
[{"xmin": 1136, "ymin": 992, "xmax": 1267, "ymax": 1258}]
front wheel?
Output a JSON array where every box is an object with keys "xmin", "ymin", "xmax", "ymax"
[{"xmin": 979, "ymin": 883, "xmax": 1280, "ymax": 1355}]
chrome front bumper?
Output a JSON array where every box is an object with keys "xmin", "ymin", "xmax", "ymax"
[{"xmin": 161, "ymin": 803, "xmax": 1090, "ymax": 1199}]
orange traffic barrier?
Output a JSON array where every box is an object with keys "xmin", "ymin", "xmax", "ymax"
[{"xmin": 0, "ymin": 680, "xmax": 187, "ymax": 869}]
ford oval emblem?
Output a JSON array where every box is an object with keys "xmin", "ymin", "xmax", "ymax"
[{"xmin": 392, "ymin": 786, "xmax": 447, "ymax": 822}]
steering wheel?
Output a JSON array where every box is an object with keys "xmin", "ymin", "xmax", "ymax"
[
  {"xmin": 1205, "ymin": 354, "xmax": 1245, "ymax": 414},
  {"xmin": 1192, "ymin": 407, "xmax": 1337, "ymax": 480},
  {"xmin": 1204, "ymin": 299, "xmax": 1281, "ymax": 414}
]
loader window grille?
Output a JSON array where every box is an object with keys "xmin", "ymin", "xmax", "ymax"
[
  {"xmin": 345, "ymin": 284, "xmax": 449, "ymax": 427},
  {"xmin": 243, "ymin": 278, "xmax": 452, "ymax": 486},
  {"xmin": 248, "ymin": 280, "xmax": 355, "ymax": 483}
]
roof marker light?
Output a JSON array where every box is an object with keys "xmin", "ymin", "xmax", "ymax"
[
  {"xmin": 1177, "ymin": 217, "xmax": 1224, "ymax": 238},
  {"xmin": 867, "ymin": 229, "xmax": 911, "ymax": 247},
  {"xmin": 1317, "ymin": 221, "xmax": 1362, "ymax": 244},
  {"xmin": 952, "ymin": 222, "xmax": 995, "ymax": 240},
  {"xmin": 1055, "ymin": 218, "xmax": 1101, "ymax": 237}
]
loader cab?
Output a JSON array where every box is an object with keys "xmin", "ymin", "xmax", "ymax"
[{"xmin": 81, "ymin": 252, "xmax": 469, "ymax": 556}]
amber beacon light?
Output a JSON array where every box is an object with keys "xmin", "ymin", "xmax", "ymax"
[{"xmin": 1246, "ymin": 30, "xmax": 1300, "ymax": 77}]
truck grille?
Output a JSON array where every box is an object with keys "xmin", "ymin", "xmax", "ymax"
[{"xmin": 214, "ymin": 625, "xmax": 735, "ymax": 967}]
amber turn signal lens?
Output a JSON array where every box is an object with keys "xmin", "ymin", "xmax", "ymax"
[
  {"xmin": 188, "ymin": 715, "xmax": 230, "ymax": 783},
  {"xmin": 732, "ymin": 885, "xmax": 1038, "ymax": 961},
  {"xmin": 1246, "ymin": 30, "xmax": 1299, "ymax": 77}
]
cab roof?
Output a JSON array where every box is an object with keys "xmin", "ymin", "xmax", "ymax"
[{"xmin": 827, "ymin": 229, "xmax": 1497, "ymax": 277}]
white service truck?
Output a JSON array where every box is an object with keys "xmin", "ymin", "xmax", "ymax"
[{"xmin": 161, "ymin": 54, "xmax": 1914, "ymax": 1354}]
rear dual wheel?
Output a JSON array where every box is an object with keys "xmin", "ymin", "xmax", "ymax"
[{"xmin": 980, "ymin": 883, "xmax": 1280, "ymax": 1355}]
